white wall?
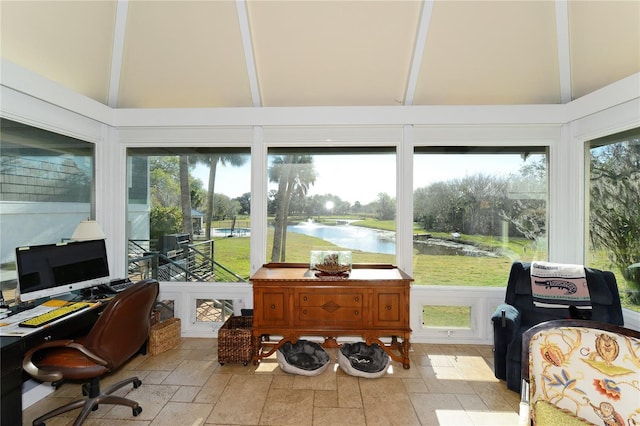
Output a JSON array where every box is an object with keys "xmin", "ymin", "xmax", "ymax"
[{"xmin": 2, "ymin": 60, "xmax": 639, "ymax": 339}]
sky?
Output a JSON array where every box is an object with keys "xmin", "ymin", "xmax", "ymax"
[{"xmin": 192, "ymin": 153, "xmax": 538, "ymax": 205}]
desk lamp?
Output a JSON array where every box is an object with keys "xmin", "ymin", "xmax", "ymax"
[{"xmin": 71, "ymin": 220, "xmax": 106, "ymax": 241}]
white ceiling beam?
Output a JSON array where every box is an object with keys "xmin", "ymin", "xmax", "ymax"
[
  {"xmin": 107, "ymin": 0, "xmax": 129, "ymax": 108},
  {"xmin": 236, "ymin": 0, "xmax": 261, "ymax": 107},
  {"xmin": 404, "ymin": 0, "xmax": 434, "ymax": 106},
  {"xmin": 555, "ymin": 0, "xmax": 572, "ymax": 104}
]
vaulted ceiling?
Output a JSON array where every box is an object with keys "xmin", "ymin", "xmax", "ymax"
[{"xmin": 1, "ymin": 1, "xmax": 638, "ymax": 109}]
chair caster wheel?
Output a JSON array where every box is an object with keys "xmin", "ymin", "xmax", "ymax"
[
  {"xmin": 34, "ymin": 422, "xmax": 45, "ymax": 426},
  {"xmin": 133, "ymin": 406, "xmax": 143, "ymax": 416},
  {"xmin": 133, "ymin": 378, "xmax": 142, "ymax": 388},
  {"xmin": 219, "ymin": 362, "xmax": 225, "ymax": 365},
  {"xmin": 243, "ymin": 361, "xmax": 248, "ymax": 366}
]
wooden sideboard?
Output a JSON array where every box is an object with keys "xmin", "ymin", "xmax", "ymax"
[{"xmin": 251, "ymin": 263, "xmax": 413, "ymax": 369}]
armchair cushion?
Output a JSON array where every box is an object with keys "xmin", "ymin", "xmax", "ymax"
[
  {"xmin": 534, "ymin": 401, "xmax": 595, "ymax": 425},
  {"xmin": 524, "ymin": 320, "xmax": 640, "ymax": 426}
]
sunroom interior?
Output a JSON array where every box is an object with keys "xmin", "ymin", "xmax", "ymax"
[{"xmin": 1, "ymin": 0, "xmax": 639, "ymax": 350}]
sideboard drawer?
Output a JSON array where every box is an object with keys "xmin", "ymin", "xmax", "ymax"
[
  {"xmin": 297, "ymin": 306, "xmax": 363, "ymax": 324},
  {"xmin": 297, "ymin": 291, "xmax": 364, "ymax": 308}
]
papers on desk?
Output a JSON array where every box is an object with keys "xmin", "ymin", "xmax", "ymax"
[{"xmin": 0, "ymin": 300, "xmax": 99, "ymax": 337}]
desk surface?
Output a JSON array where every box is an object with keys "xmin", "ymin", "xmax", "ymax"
[
  {"xmin": 0, "ymin": 299, "xmax": 105, "ymax": 341},
  {"xmin": 1, "ymin": 299, "xmax": 106, "ymax": 426}
]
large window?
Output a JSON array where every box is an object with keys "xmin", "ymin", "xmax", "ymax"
[
  {"xmin": 587, "ymin": 128, "xmax": 640, "ymax": 312},
  {"xmin": 0, "ymin": 118, "xmax": 95, "ymax": 303},
  {"xmin": 413, "ymin": 147, "xmax": 548, "ymax": 328},
  {"xmin": 413, "ymin": 147, "xmax": 548, "ymax": 286},
  {"xmin": 266, "ymin": 148, "xmax": 396, "ymax": 265},
  {"xmin": 126, "ymin": 148, "xmax": 251, "ymax": 286}
]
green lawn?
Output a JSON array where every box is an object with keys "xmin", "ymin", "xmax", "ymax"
[{"xmin": 210, "ymin": 221, "xmax": 638, "ymax": 311}]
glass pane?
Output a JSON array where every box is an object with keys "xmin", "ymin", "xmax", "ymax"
[
  {"xmin": 587, "ymin": 128, "xmax": 640, "ymax": 312},
  {"xmin": 422, "ymin": 305, "xmax": 471, "ymax": 328},
  {"xmin": 1, "ymin": 119, "xmax": 95, "ymax": 304},
  {"xmin": 266, "ymin": 148, "xmax": 396, "ymax": 265},
  {"xmin": 413, "ymin": 147, "xmax": 548, "ymax": 286},
  {"xmin": 126, "ymin": 148, "xmax": 251, "ymax": 282},
  {"xmin": 154, "ymin": 299, "xmax": 175, "ymax": 323},
  {"xmin": 196, "ymin": 298, "xmax": 233, "ymax": 323}
]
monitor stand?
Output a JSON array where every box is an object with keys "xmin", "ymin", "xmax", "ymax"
[{"xmin": 53, "ymin": 292, "xmax": 77, "ymax": 302}]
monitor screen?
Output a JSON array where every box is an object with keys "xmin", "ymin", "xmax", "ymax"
[{"xmin": 16, "ymin": 239, "xmax": 110, "ymax": 302}]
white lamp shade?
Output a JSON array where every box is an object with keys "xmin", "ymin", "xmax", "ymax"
[{"xmin": 71, "ymin": 220, "xmax": 106, "ymax": 241}]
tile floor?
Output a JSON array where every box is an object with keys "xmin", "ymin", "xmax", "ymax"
[{"xmin": 22, "ymin": 339, "xmax": 521, "ymax": 425}]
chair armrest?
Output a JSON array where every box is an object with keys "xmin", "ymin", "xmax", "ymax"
[
  {"xmin": 491, "ymin": 303, "xmax": 521, "ymax": 329},
  {"xmin": 22, "ymin": 339, "xmax": 108, "ymax": 383}
]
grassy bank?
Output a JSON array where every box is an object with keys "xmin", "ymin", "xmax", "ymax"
[{"xmin": 210, "ymin": 220, "xmax": 636, "ymax": 310}]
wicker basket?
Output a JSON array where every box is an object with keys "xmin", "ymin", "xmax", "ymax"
[
  {"xmin": 149, "ymin": 317, "xmax": 181, "ymax": 356},
  {"xmin": 218, "ymin": 316, "xmax": 253, "ymax": 366}
]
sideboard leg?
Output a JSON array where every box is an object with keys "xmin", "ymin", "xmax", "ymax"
[{"xmin": 402, "ymin": 340, "xmax": 411, "ymax": 369}]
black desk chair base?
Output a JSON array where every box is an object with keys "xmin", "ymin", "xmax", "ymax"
[{"xmin": 32, "ymin": 376, "xmax": 143, "ymax": 426}]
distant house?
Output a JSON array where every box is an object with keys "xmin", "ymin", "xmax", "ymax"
[{"xmin": 192, "ymin": 209, "xmax": 204, "ymax": 234}]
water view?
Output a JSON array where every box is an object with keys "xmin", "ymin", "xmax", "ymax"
[
  {"xmin": 288, "ymin": 221, "xmax": 395, "ymax": 254},
  {"xmin": 288, "ymin": 220, "xmax": 499, "ymax": 257}
]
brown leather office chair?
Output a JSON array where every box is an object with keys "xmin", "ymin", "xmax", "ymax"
[{"xmin": 23, "ymin": 279, "xmax": 159, "ymax": 426}]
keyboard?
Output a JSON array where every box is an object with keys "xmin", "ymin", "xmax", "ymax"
[
  {"xmin": 110, "ymin": 279, "xmax": 134, "ymax": 293},
  {"xmin": 18, "ymin": 302, "xmax": 91, "ymax": 328}
]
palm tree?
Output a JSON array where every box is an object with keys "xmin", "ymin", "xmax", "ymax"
[
  {"xmin": 191, "ymin": 154, "xmax": 248, "ymax": 239},
  {"xmin": 179, "ymin": 155, "xmax": 193, "ymax": 239},
  {"xmin": 269, "ymin": 155, "xmax": 316, "ymax": 262}
]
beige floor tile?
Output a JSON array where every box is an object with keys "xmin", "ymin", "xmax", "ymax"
[
  {"xmin": 140, "ymin": 370, "xmax": 172, "ymax": 385},
  {"xmin": 313, "ymin": 407, "xmax": 367, "ymax": 426},
  {"xmin": 259, "ymin": 388, "xmax": 314, "ymax": 425},
  {"xmin": 422, "ymin": 377, "xmax": 476, "ymax": 395},
  {"xmin": 314, "ymin": 389, "xmax": 338, "ymax": 407},
  {"xmin": 270, "ymin": 374, "xmax": 296, "ymax": 389},
  {"xmin": 409, "ymin": 392, "xmax": 473, "ymax": 425},
  {"xmin": 194, "ymin": 373, "xmax": 232, "ymax": 404},
  {"xmin": 336, "ymin": 375, "xmax": 362, "ymax": 409},
  {"xmin": 464, "ymin": 410, "xmax": 520, "ymax": 426},
  {"xmin": 162, "ymin": 359, "xmax": 217, "ymax": 386},
  {"xmin": 83, "ymin": 419, "xmax": 151, "ymax": 425},
  {"xmin": 149, "ymin": 401, "xmax": 213, "ymax": 426},
  {"xmin": 360, "ymin": 378, "xmax": 421, "ymax": 425},
  {"xmin": 136, "ymin": 349, "xmax": 194, "ymax": 371},
  {"xmin": 101, "ymin": 384, "xmax": 179, "ymax": 422},
  {"xmin": 386, "ymin": 362, "xmax": 423, "ymax": 379},
  {"xmin": 171, "ymin": 385, "xmax": 201, "ymax": 403},
  {"xmin": 207, "ymin": 375, "xmax": 272, "ymax": 425},
  {"xmin": 291, "ymin": 366, "xmax": 338, "ymax": 391},
  {"xmin": 402, "ymin": 377, "xmax": 429, "ymax": 393},
  {"xmin": 178, "ymin": 337, "xmax": 216, "ymax": 350},
  {"xmin": 21, "ymin": 341, "xmax": 523, "ymax": 426}
]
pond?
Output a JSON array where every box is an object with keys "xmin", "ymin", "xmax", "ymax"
[
  {"xmin": 211, "ymin": 228, "xmax": 250, "ymax": 237},
  {"xmin": 288, "ymin": 221, "xmax": 395, "ymax": 254},
  {"xmin": 288, "ymin": 221, "xmax": 498, "ymax": 257}
]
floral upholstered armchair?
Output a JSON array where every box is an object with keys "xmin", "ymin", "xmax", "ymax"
[{"xmin": 520, "ymin": 319, "xmax": 640, "ymax": 425}]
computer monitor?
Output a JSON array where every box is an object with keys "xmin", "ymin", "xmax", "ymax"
[{"xmin": 15, "ymin": 239, "xmax": 110, "ymax": 302}]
